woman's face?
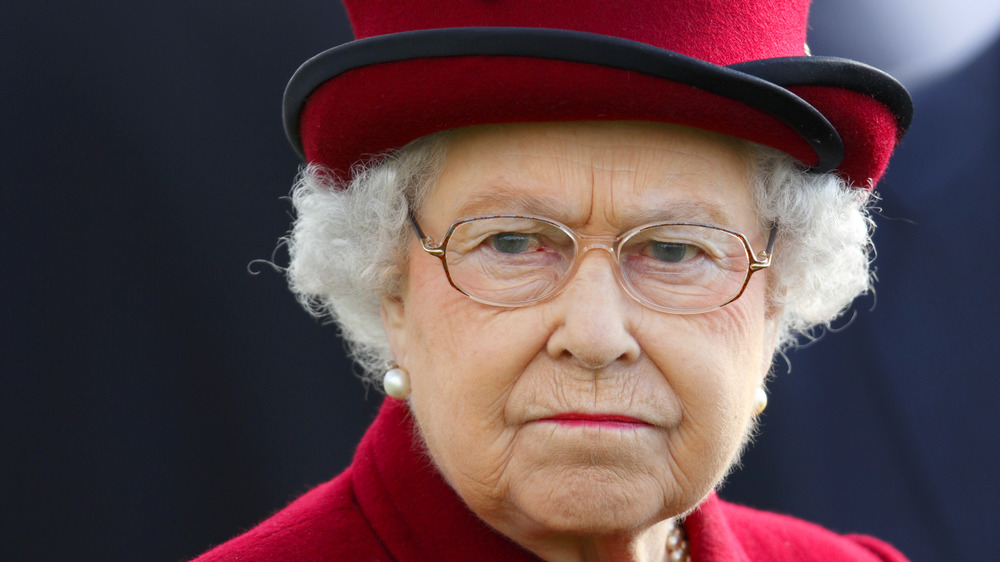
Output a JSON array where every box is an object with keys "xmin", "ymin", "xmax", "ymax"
[{"xmin": 382, "ymin": 122, "xmax": 778, "ymax": 547}]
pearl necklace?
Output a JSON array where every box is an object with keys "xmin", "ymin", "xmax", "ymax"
[{"xmin": 666, "ymin": 519, "xmax": 691, "ymax": 562}]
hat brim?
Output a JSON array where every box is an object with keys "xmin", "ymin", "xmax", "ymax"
[
  {"xmin": 733, "ymin": 56, "xmax": 912, "ymax": 186},
  {"xmin": 285, "ymin": 28, "xmax": 910, "ymax": 185}
]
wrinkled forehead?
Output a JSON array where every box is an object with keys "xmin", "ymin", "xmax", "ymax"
[{"xmin": 419, "ymin": 122, "xmax": 757, "ymax": 234}]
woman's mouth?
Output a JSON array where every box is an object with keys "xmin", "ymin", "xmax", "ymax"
[{"xmin": 538, "ymin": 412, "xmax": 651, "ymax": 429}]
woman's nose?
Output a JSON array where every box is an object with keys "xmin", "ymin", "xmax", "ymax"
[{"xmin": 545, "ymin": 252, "xmax": 641, "ymax": 369}]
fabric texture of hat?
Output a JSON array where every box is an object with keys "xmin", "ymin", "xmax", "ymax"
[{"xmin": 283, "ymin": 0, "xmax": 912, "ymax": 188}]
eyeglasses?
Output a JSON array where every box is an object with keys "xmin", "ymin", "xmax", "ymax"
[{"xmin": 409, "ymin": 213, "xmax": 777, "ymax": 314}]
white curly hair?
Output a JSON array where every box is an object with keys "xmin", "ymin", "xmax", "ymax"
[{"xmin": 284, "ymin": 129, "xmax": 875, "ymax": 383}]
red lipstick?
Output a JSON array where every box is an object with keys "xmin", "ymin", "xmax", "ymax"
[{"xmin": 539, "ymin": 413, "xmax": 650, "ymax": 428}]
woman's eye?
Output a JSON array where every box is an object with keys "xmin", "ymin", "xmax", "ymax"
[
  {"xmin": 650, "ymin": 241, "xmax": 698, "ymax": 263},
  {"xmin": 490, "ymin": 232, "xmax": 535, "ymax": 254}
]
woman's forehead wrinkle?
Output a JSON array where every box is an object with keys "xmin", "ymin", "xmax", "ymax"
[
  {"xmin": 515, "ymin": 145, "xmax": 598, "ymax": 223},
  {"xmin": 587, "ymin": 146, "xmax": 691, "ymax": 230},
  {"xmin": 580, "ymin": 144, "xmax": 643, "ymax": 230}
]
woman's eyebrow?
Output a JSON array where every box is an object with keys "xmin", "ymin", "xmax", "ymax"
[
  {"xmin": 455, "ymin": 190, "xmax": 566, "ymax": 218},
  {"xmin": 621, "ymin": 201, "xmax": 736, "ymax": 226}
]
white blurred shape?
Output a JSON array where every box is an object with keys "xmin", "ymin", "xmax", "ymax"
[{"xmin": 810, "ymin": 0, "xmax": 1000, "ymax": 88}]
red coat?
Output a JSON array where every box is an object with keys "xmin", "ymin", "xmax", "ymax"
[{"xmin": 193, "ymin": 399, "xmax": 908, "ymax": 561}]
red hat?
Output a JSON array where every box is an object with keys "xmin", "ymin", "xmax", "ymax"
[{"xmin": 284, "ymin": 0, "xmax": 912, "ymax": 188}]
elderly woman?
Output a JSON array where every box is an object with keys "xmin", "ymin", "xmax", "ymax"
[{"xmin": 195, "ymin": 0, "xmax": 913, "ymax": 560}]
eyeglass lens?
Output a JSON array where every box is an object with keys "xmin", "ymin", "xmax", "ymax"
[{"xmin": 441, "ymin": 216, "xmax": 752, "ymax": 312}]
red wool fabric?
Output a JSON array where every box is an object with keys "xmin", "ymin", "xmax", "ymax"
[
  {"xmin": 345, "ymin": 0, "xmax": 809, "ymax": 65},
  {"xmin": 192, "ymin": 399, "xmax": 909, "ymax": 561}
]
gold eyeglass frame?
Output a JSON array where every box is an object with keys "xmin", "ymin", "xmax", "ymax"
[{"xmin": 409, "ymin": 211, "xmax": 777, "ymax": 315}]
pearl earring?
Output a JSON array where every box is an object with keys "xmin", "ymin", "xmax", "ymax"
[
  {"xmin": 382, "ymin": 366, "xmax": 411, "ymax": 400},
  {"xmin": 753, "ymin": 386, "xmax": 768, "ymax": 415}
]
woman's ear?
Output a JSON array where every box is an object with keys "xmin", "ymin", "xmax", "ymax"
[{"xmin": 381, "ymin": 294, "xmax": 408, "ymax": 363}]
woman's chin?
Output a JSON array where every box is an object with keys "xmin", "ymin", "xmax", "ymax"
[{"xmin": 503, "ymin": 466, "xmax": 683, "ymax": 537}]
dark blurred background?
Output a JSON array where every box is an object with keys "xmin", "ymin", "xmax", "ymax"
[{"xmin": 2, "ymin": 2, "xmax": 998, "ymax": 561}]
